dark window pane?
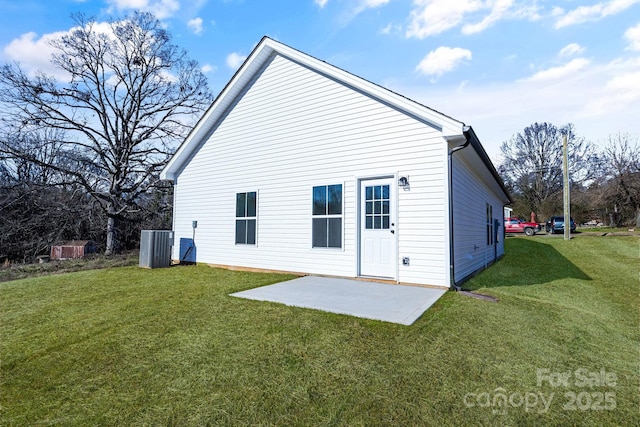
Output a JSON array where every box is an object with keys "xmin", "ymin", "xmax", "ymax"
[
  {"xmin": 247, "ymin": 192, "xmax": 257, "ymax": 217},
  {"xmin": 313, "ymin": 186, "xmax": 327, "ymax": 215},
  {"xmin": 365, "ymin": 186, "xmax": 373, "ymax": 201},
  {"xmin": 382, "ymin": 200, "xmax": 389, "ymax": 214},
  {"xmin": 247, "ymin": 219, "xmax": 256, "ymax": 244},
  {"xmin": 366, "ymin": 216, "xmax": 373, "ymax": 229},
  {"xmin": 236, "ymin": 193, "xmax": 246, "ymax": 217},
  {"xmin": 382, "ymin": 215, "xmax": 390, "ymax": 229},
  {"xmin": 374, "ymin": 216, "xmax": 381, "ymax": 229},
  {"xmin": 382, "ymin": 185, "xmax": 389, "ymax": 199},
  {"xmin": 312, "ymin": 218, "xmax": 327, "ymax": 247},
  {"xmin": 374, "ymin": 201, "xmax": 381, "ymax": 214},
  {"xmin": 235, "ymin": 220, "xmax": 246, "ymax": 244},
  {"xmin": 374, "ymin": 185, "xmax": 381, "ymax": 199},
  {"xmin": 328, "ymin": 218, "xmax": 342, "ymax": 248},
  {"xmin": 366, "ymin": 201, "xmax": 373, "ymax": 214},
  {"xmin": 328, "ymin": 184, "xmax": 342, "ymax": 215}
]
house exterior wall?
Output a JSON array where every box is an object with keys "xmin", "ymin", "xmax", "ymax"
[
  {"xmin": 172, "ymin": 53, "xmax": 451, "ymax": 287},
  {"xmin": 451, "ymin": 154, "xmax": 505, "ymax": 283}
]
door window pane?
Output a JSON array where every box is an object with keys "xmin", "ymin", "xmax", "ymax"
[{"xmin": 364, "ymin": 185, "xmax": 391, "ymax": 230}]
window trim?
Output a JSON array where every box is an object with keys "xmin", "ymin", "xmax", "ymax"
[
  {"xmin": 311, "ymin": 183, "xmax": 344, "ymax": 249},
  {"xmin": 486, "ymin": 202, "xmax": 494, "ymax": 246},
  {"xmin": 235, "ymin": 191, "xmax": 258, "ymax": 245}
]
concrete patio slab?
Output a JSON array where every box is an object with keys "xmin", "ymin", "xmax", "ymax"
[{"xmin": 230, "ymin": 276, "xmax": 448, "ymax": 325}]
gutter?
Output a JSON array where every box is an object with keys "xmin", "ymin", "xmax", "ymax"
[{"xmin": 446, "ymin": 126, "xmax": 471, "ymax": 291}]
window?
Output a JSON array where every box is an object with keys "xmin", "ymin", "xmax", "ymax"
[
  {"xmin": 364, "ymin": 184, "xmax": 390, "ymax": 230},
  {"xmin": 486, "ymin": 203, "xmax": 494, "ymax": 246},
  {"xmin": 312, "ymin": 184, "xmax": 342, "ymax": 248},
  {"xmin": 236, "ymin": 192, "xmax": 257, "ymax": 244}
]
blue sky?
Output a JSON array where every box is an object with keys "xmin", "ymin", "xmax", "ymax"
[{"xmin": 1, "ymin": 0, "xmax": 639, "ymax": 161}]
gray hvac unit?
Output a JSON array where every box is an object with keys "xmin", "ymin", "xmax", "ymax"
[{"xmin": 139, "ymin": 230, "xmax": 174, "ymax": 268}]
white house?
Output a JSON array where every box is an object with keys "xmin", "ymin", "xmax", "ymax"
[{"xmin": 160, "ymin": 37, "xmax": 511, "ymax": 289}]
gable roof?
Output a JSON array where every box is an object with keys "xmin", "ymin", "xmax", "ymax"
[{"xmin": 160, "ymin": 36, "xmax": 510, "ymax": 203}]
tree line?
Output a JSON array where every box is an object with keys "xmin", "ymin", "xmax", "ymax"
[
  {"xmin": 0, "ymin": 12, "xmax": 212, "ymax": 262},
  {"xmin": 499, "ymin": 123, "xmax": 639, "ymax": 228},
  {"xmin": 0, "ymin": 12, "xmax": 637, "ymax": 263}
]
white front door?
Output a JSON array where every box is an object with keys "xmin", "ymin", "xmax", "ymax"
[{"xmin": 359, "ymin": 177, "xmax": 397, "ymax": 279}]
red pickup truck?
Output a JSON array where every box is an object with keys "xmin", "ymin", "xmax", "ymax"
[{"xmin": 504, "ymin": 217, "xmax": 540, "ymax": 236}]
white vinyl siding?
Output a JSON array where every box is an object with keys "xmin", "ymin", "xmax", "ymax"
[
  {"xmin": 451, "ymin": 154, "xmax": 505, "ymax": 283},
  {"xmin": 172, "ymin": 54, "xmax": 449, "ymax": 286}
]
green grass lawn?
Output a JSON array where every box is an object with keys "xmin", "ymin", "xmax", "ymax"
[{"xmin": 1, "ymin": 236, "xmax": 638, "ymax": 426}]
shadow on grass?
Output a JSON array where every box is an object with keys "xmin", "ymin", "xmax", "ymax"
[{"xmin": 464, "ymin": 237, "xmax": 591, "ymax": 290}]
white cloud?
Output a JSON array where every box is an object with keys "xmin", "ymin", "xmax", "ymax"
[
  {"xmin": 316, "ymin": 0, "xmax": 388, "ymax": 13},
  {"xmin": 415, "ymin": 46, "xmax": 472, "ymax": 78},
  {"xmin": 577, "ymin": 57, "xmax": 640, "ymax": 115},
  {"xmin": 606, "ymin": 70, "xmax": 640, "ymax": 92},
  {"xmin": 380, "ymin": 22, "xmax": 402, "ymax": 35},
  {"xmin": 406, "ymin": 0, "xmax": 481, "ymax": 39},
  {"xmin": 462, "ymin": 0, "xmax": 513, "ymax": 35},
  {"xmin": 201, "ymin": 64, "xmax": 217, "ymax": 74},
  {"xmin": 559, "ymin": 43, "xmax": 585, "ymax": 57},
  {"xmin": 3, "ymin": 31, "xmax": 64, "ymax": 78},
  {"xmin": 105, "ymin": 0, "xmax": 180, "ymax": 19},
  {"xmin": 523, "ymin": 58, "xmax": 591, "ymax": 82},
  {"xmin": 580, "ymin": 58, "xmax": 640, "ymax": 117},
  {"xmin": 337, "ymin": 0, "xmax": 391, "ymax": 26},
  {"xmin": 226, "ymin": 52, "xmax": 247, "ymax": 69},
  {"xmin": 361, "ymin": 0, "xmax": 391, "ymax": 6},
  {"xmin": 3, "ymin": 22, "xmax": 113, "ymax": 80},
  {"xmin": 406, "ymin": 0, "xmax": 539, "ymax": 39},
  {"xmin": 187, "ymin": 17, "xmax": 203, "ymax": 34},
  {"xmin": 625, "ymin": 23, "xmax": 640, "ymax": 51},
  {"xmin": 390, "ymin": 56, "xmax": 640, "ymax": 160},
  {"xmin": 551, "ymin": 6, "xmax": 564, "ymax": 17},
  {"xmin": 352, "ymin": 0, "xmax": 391, "ymax": 16},
  {"xmin": 554, "ymin": 0, "xmax": 640, "ymax": 29}
]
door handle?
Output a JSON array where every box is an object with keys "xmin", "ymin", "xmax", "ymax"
[{"xmin": 390, "ymin": 230, "xmax": 395, "ymax": 234}]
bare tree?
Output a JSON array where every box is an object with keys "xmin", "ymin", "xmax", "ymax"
[
  {"xmin": 0, "ymin": 12, "xmax": 212, "ymax": 254},
  {"xmin": 499, "ymin": 122, "xmax": 597, "ymax": 219},
  {"xmin": 594, "ymin": 133, "xmax": 640, "ymax": 227},
  {"xmin": 0, "ymin": 128, "xmax": 105, "ymax": 261}
]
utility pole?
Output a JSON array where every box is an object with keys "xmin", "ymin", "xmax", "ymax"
[{"xmin": 563, "ymin": 133, "xmax": 571, "ymax": 240}]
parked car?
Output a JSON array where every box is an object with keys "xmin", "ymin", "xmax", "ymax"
[
  {"xmin": 545, "ymin": 216, "xmax": 577, "ymax": 234},
  {"xmin": 504, "ymin": 217, "xmax": 540, "ymax": 236}
]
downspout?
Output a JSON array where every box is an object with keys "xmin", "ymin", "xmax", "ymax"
[{"xmin": 447, "ymin": 127, "xmax": 471, "ymax": 291}]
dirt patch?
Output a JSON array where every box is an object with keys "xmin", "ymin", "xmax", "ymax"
[{"xmin": 0, "ymin": 251, "xmax": 139, "ymax": 283}]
